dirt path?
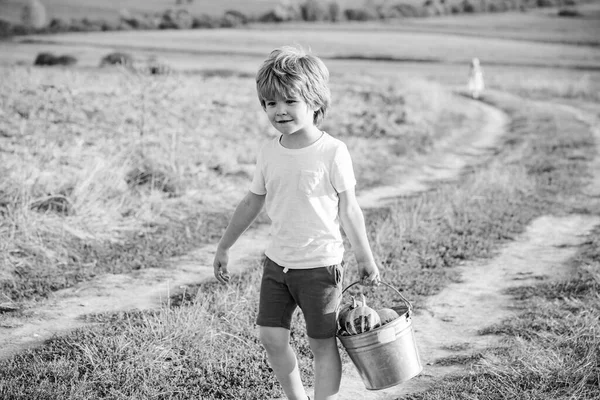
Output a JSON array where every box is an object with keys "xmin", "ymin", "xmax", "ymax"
[
  {"xmin": 2, "ymin": 92, "xmax": 598, "ymax": 400},
  {"xmin": 308, "ymin": 99, "xmax": 600, "ymax": 399},
  {"xmin": 0, "ymin": 226, "xmax": 271, "ymax": 361},
  {"xmin": 358, "ymin": 95, "xmax": 507, "ymax": 209},
  {"xmin": 324, "ymin": 214, "xmax": 599, "ymax": 400},
  {"xmin": 0, "ymin": 93, "xmax": 505, "ymax": 361}
]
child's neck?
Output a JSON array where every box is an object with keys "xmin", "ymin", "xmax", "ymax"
[{"xmin": 280, "ymin": 126, "xmax": 323, "ymax": 149}]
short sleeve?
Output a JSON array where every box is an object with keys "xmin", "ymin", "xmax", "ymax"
[
  {"xmin": 249, "ymin": 148, "xmax": 267, "ymax": 195},
  {"xmin": 331, "ymin": 143, "xmax": 356, "ymax": 193}
]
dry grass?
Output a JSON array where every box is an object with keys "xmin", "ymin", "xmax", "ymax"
[
  {"xmin": 0, "ymin": 65, "xmax": 458, "ymax": 301},
  {"xmin": 399, "ymin": 90, "xmax": 600, "ymax": 400},
  {"xmin": 329, "ymin": 77, "xmax": 461, "ymax": 187},
  {"xmin": 1, "ymin": 12, "xmax": 599, "ymax": 395},
  {"xmin": 0, "ymin": 267, "xmax": 277, "ymax": 399},
  {"xmin": 1, "ymin": 82, "xmax": 597, "ymax": 398},
  {"xmin": 486, "ymin": 67, "xmax": 600, "ymax": 103},
  {"xmin": 406, "ymin": 230, "xmax": 600, "ymax": 400},
  {"xmin": 0, "ymin": 66, "xmax": 265, "ymax": 299}
]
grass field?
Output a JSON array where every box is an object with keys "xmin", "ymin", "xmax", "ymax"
[
  {"xmin": 1, "ymin": 72, "xmax": 598, "ymax": 398},
  {"xmin": 4, "ymin": 7, "xmax": 598, "ymax": 76},
  {"xmin": 275, "ymin": 4, "xmax": 600, "ymax": 47},
  {"xmin": 0, "ymin": 5, "xmax": 599, "ymax": 400},
  {"xmin": 0, "ymin": 65, "xmax": 458, "ymax": 301},
  {"xmin": 375, "ymin": 11, "xmax": 600, "ymax": 46},
  {"xmin": 13, "ymin": 23, "xmax": 600, "ymax": 69}
]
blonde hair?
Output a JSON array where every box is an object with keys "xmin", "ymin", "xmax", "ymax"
[{"xmin": 256, "ymin": 46, "xmax": 331, "ymax": 126}]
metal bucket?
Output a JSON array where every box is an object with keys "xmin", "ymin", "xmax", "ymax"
[{"xmin": 336, "ymin": 281, "xmax": 423, "ymax": 390}]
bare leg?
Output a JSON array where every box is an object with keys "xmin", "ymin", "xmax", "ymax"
[
  {"xmin": 308, "ymin": 336, "xmax": 341, "ymax": 400},
  {"xmin": 259, "ymin": 326, "xmax": 308, "ymax": 400}
]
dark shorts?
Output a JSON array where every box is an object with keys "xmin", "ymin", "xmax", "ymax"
[{"xmin": 256, "ymin": 256, "xmax": 344, "ymax": 339}]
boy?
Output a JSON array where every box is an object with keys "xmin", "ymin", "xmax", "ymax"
[{"xmin": 212, "ymin": 46, "xmax": 380, "ymax": 400}]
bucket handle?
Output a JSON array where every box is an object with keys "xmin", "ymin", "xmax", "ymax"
[{"xmin": 341, "ymin": 280, "xmax": 413, "ymax": 316}]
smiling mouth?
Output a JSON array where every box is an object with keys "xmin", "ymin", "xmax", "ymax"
[{"xmin": 277, "ymin": 120, "xmax": 293, "ymax": 124}]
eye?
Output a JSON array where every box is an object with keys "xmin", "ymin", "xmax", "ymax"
[
  {"xmin": 286, "ymin": 99, "xmax": 297, "ymax": 104},
  {"xmin": 265, "ymin": 101, "xmax": 275, "ymax": 107}
]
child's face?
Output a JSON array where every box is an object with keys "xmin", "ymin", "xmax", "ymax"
[{"xmin": 263, "ymin": 95, "xmax": 317, "ymax": 136}]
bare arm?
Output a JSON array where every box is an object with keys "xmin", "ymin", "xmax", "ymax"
[
  {"xmin": 213, "ymin": 190, "xmax": 266, "ymax": 284},
  {"xmin": 338, "ymin": 187, "xmax": 380, "ymax": 284}
]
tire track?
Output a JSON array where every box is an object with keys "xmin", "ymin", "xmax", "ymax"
[
  {"xmin": 0, "ymin": 93, "xmax": 506, "ymax": 363},
  {"xmin": 317, "ymin": 96, "xmax": 600, "ymax": 400}
]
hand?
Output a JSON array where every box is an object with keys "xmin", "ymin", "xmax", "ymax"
[
  {"xmin": 213, "ymin": 246, "xmax": 231, "ymax": 285},
  {"xmin": 360, "ymin": 263, "xmax": 381, "ymax": 286}
]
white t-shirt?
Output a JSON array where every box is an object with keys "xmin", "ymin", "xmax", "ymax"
[{"xmin": 250, "ymin": 132, "xmax": 356, "ymax": 269}]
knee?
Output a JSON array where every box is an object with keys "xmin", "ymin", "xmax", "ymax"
[
  {"xmin": 308, "ymin": 337, "xmax": 338, "ymax": 358},
  {"xmin": 259, "ymin": 327, "xmax": 290, "ymax": 354}
]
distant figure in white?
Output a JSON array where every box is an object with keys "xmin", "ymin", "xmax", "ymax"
[{"xmin": 467, "ymin": 58, "xmax": 485, "ymax": 99}]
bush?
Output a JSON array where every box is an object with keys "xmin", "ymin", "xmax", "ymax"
[
  {"xmin": 224, "ymin": 10, "xmax": 249, "ymax": 24},
  {"xmin": 502, "ymin": 0, "xmax": 521, "ymax": 10},
  {"xmin": 258, "ymin": 0, "xmax": 302, "ymax": 22},
  {"xmin": 257, "ymin": 11, "xmax": 280, "ymax": 22},
  {"xmin": 375, "ymin": 4, "xmax": 406, "ymax": 18},
  {"xmin": 461, "ymin": 0, "xmax": 480, "ymax": 12},
  {"xmin": 328, "ymin": 1, "xmax": 342, "ymax": 21},
  {"xmin": 159, "ymin": 9, "xmax": 193, "ymax": 29},
  {"xmin": 301, "ymin": 0, "xmax": 329, "ymax": 21},
  {"xmin": 393, "ymin": 3, "xmax": 424, "ymax": 17},
  {"xmin": 0, "ymin": 19, "xmax": 13, "ymax": 37},
  {"xmin": 9, "ymin": 23, "xmax": 33, "ymax": 35},
  {"xmin": 99, "ymin": 52, "xmax": 134, "ymax": 67},
  {"xmin": 33, "ymin": 52, "xmax": 78, "ymax": 66},
  {"xmin": 557, "ymin": 7, "xmax": 581, "ymax": 16},
  {"xmin": 80, "ymin": 18, "xmax": 104, "ymax": 32},
  {"xmin": 116, "ymin": 21, "xmax": 134, "ymax": 30},
  {"xmin": 54, "ymin": 55, "xmax": 78, "ymax": 66},
  {"xmin": 67, "ymin": 18, "xmax": 88, "ymax": 32},
  {"xmin": 33, "ymin": 52, "xmax": 56, "ymax": 66},
  {"xmin": 488, "ymin": 1, "xmax": 511, "ymax": 12},
  {"xmin": 192, "ymin": 14, "xmax": 222, "ymax": 28},
  {"xmin": 120, "ymin": 13, "xmax": 160, "ymax": 29},
  {"xmin": 222, "ymin": 10, "xmax": 248, "ymax": 27},
  {"xmin": 48, "ymin": 17, "xmax": 70, "ymax": 32},
  {"xmin": 423, "ymin": 1, "xmax": 446, "ymax": 16},
  {"xmin": 100, "ymin": 19, "xmax": 120, "ymax": 31},
  {"xmin": 344, "ymin": 8, "xmax": 379, "ymax": 21}
]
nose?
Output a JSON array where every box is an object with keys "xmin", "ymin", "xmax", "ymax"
[{"xmin": 275, "ymin": 102, "xmax": 287, "ymax": 115}]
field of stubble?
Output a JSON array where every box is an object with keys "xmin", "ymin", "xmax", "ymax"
[{"xmin": 0, "ymin": 5, "xmax": 599, "ymax": 399}]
